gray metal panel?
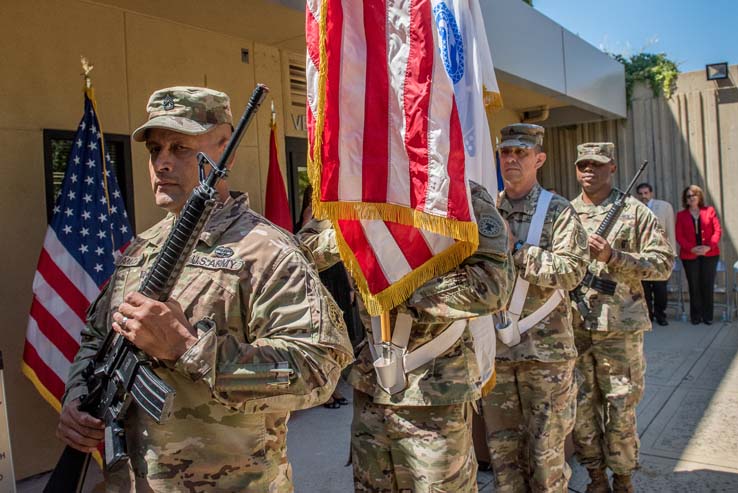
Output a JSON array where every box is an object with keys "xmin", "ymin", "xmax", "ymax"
[
  {"xmin": 481, "ymin": 0, "xmax": 625, "ymax": 118},
  {"xmin": 563, "ymin": 30, "xmax": 626, "ymax": 118},
  {"xmin": 481, "ymin": 0, "xmax": 566, "ymax": 94}
]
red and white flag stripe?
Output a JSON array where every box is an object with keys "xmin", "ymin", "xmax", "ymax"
[
  {"xmin": 307, "ymin": 0, "xmax": 501, "ymax": 315},
  {"xmin": 23, "ymin": 228, "xmax": 125, "ymax": 409}
]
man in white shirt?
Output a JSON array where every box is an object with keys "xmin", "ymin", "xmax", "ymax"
[{"xmin": 637, "ymin": 182, "xmax": 676, "ymax": 325}]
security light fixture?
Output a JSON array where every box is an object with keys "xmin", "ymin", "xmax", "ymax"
[{"xmin": 706, "ymin": 62, "xmax": 729, "ymax": 81}]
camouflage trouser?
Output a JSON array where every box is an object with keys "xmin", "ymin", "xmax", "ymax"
[
  {"xmin": 104, "ymin": 411, "xmax": 293, "ymax": 492},
  {"xmin": 351, "ymin": 389, "xmax": 478, "ymax": 492},
  {"xmin": 573, "ymin": 328, "xmax": 645, "ymax": 475},
  {"xmin": 481, "ymin": 360, "xmax": 576, "ymax": 493}
]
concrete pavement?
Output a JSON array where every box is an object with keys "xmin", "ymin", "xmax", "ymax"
[
  {"xmin": 288, "ymin": 321, "xmax": 738, "ymax": 492},
  {"xmin": 18, "ymin": 321, "xmax": 738, "ymax": 492}
]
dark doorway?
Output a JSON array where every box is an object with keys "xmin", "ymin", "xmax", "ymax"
[{"xmin": 285, "ymin": 137, "xmax": 309, "ymax": 231}]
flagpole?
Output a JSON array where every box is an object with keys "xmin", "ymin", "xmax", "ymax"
[
  {"xmin": 81, "ymin": 56, "xmax": 116, "ymax": 253},
  {"xmin": 380, "ymin": 311, "xmax": 391, "ymax": 350}
]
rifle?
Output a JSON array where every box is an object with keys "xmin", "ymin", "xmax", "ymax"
[
  {"xmin": 570, "ymin": 160, "xmax": 649, "ymax": 317},
  {"xmin": 44, "ymin": 83, "xmax": 269, "ymax": 492}
]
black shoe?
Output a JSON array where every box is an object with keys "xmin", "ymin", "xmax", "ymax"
[
  {"xmin": 322, "ymin": 397, "xmax": 341, "ymax": 409},
  {"xmin": 656, "ymin": 318, "xmax": 669, "ymax": 326},
  {"xmin": 704, "ymin": 320, "xmax": 713, "ymax": 325},
  {"xmin": 691, "ymin": 319, "xmax": 701, "ymax": 325}
]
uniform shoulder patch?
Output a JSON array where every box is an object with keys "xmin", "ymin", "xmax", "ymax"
[
  {"xmin": 478, "ymin": 213, "xmax": 503, "ymax": 238},
  {"xmin": 325, "ymin": 296, "xmax": 345, "ymax": 330}
]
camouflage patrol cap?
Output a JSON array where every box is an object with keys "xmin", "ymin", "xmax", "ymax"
[
  {"xmin": 575, "ymin": 142, "xmax": 615, "ymax": 165},
  {"xmin": 498, "ymin": 123, "xmax": 544, "ymax": 149},
  {"xmin": 132, "ymin": 86, "xmax": 233, "ymax": 142}
]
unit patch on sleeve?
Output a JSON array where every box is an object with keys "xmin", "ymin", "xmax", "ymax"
[{"xmin": 478, "ymin": 214, "xmax": 502, "ymax": 238}]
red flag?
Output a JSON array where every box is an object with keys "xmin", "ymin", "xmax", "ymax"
[{"xmin": 264, "ymin": 121, "xmax": 293, "ymax": 230}]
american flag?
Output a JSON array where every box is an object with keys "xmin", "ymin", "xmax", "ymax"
[
  {"xmin": 22, "ymin": 90, "xmax": 132, "ymax": 410},
  {"xmin": 306, "ymin": 0, "xmax": 501, "ymax": 316}
]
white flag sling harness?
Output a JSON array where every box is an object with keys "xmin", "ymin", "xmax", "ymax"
[{"xmin": 495, "ymin": 189, "xmax": 566, "ymax": 347}]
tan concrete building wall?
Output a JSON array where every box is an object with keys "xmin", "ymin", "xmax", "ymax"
[
  {"xmin": 544, "ymin": 68, "xmax": 738, "ymax": 286},
  {"xmin": 0, "ymin": 0, "xmax": 291, "ymax": 479}
]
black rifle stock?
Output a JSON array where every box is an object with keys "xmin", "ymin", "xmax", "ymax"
[
  {"xmin": 44, "ymin": 84, "xmax": 269, "ymax": 493},
  {"xmin": 570, "ymin": 160, "xmax": 649, "ymax": 316}
]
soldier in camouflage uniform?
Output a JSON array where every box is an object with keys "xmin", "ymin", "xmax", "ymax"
[
  {"xmin": 300, "ymin": 182, "xmax": 515, "ymax": 492},
  {"xmin": 570, "ymin": 143, "xmax": 674, "ymax": 493},
  {"xmin": 57, "ymin": 87, "xmax": 354, "ymax": 492},
  {"xmin": 479, "ymin": 124, "xmax": 588, "ymax": 493}
]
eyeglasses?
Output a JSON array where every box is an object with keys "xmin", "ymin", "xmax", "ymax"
[
  {"xmin": 576, "ymin": 161, "xmax": 608, "ymax": 171},
  {"xmin": 500, "ymin": 147, "xmax": 533, "ymax": 157},
  {"xmin": 686, "ymin": 194, "xmax": 698, "ymax": 198}
]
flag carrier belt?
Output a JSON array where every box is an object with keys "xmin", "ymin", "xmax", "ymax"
[
  {"xmin": 494, "ymin": 189, "xmax": 565, "ymax": 347},
  {"xmin": 368, "ymin": 313, "xmax": 497, "ymax": 395}
]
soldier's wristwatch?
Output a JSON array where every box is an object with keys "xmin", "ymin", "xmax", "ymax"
[{"xmin": 513, "ymin": 240, "xmax": 525, "ymax": 254}]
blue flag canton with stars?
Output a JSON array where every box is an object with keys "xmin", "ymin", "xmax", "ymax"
[{"xmin": 50, "ymin": 94, "xmax": 133, "ymax": 287}]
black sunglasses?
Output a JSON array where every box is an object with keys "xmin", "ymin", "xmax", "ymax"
[{"xmin": 576, "ymin": 161, "xmax": 609, "ymax": 171}]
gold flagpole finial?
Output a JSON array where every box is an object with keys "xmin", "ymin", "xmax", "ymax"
[
  {"xmin": 81, "ymin": 56, "xmax": 94, "ymax": 90},
  {"xmin": 270, "ymin": 100, "xmax": 277, "ymax": 128}
]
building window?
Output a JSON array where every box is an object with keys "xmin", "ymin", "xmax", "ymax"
[{"xmin": 43, "ymin": 130, "xmax": 135, "ymax": 230}]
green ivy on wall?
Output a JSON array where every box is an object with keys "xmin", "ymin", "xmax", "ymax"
[{"xmin": 612, "ymin": 52, "xmax": 679, "ymax": 105}]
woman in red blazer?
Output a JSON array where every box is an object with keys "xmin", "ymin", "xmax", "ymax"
[{"xmin": 676, "ymin": 185, "xmax": 722, "ymax": 324}]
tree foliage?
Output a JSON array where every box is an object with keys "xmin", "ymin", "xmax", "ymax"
[
  {"xmin": 612, "ymin": 52, "xmax": 679, "ymax": 105},
  {"xmin": 521, "ymin": 0, "xmax": 533, "ymax": 5}
]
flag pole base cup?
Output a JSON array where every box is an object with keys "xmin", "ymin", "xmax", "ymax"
[
  {"xmin": 494, "ymin": 312, "xmax": 521, "ymax": 347},
  {"xmin": 373, "ymin": 344, "xmax": 407, "ymax": 395}
]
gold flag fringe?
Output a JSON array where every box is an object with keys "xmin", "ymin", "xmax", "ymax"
[
  {"xmin": 307, "ymin": 0, "xmax": 482, "ymax": 316},
  {"xmin": 481, "ymin": 369, "xmax": 497, "ymax": 396},
  {"xmin": 333, "ymin": 222, "xmax": 477, "ymax": 317}
]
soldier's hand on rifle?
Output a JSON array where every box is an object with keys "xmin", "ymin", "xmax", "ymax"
[
  {"xmin": 57, "ymin": 398, "xmax": 104, "ymax": 453},
  {"xmin": 112, "ymin": 292, "xmax": 198, "ymax": 362},
  {"xmin": 588, "ymin": 234, "xmax": 612, "ymax": 262}
]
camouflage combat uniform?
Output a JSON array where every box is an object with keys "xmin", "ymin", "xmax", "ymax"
[
  {"xmin": 302, "ymin": 182, "xmax": 515, "ymax": 492},
  {"xmin": 571, "ymin": 188, "xmax": 674, "ymax": 476},
  {"xmin": 64, "ymin": 193, "xmax": 354, "ymax": 492},
  {"xmin": 481, "ymin": 182, "xmax": 588, "ymax": 493},
  {"xmin": 297, "ymin": 218, "xmax": 340, "ymax": 272}
]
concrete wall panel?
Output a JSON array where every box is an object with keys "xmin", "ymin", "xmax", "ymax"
[
  {"xmin": 482, "ymin": 0, "xmax": 625, "ymax": 118},
  {"xmin": 562, "ymin": 30, "xmax": 626, "ymax": 118},
  {"xmin": 0, "ymin": 129, "xmax": 65, "ymax": 479},
  {"xmin": 482, "ymin": 0, "xmax": 566, "ymax": 95},
  {"xmin": 0, "ymin": 1, "xmax": 128, "ymax": 134},
  {"xmin": 545, "ymin": 69, "xmax": 738, "ymax": 290}
]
